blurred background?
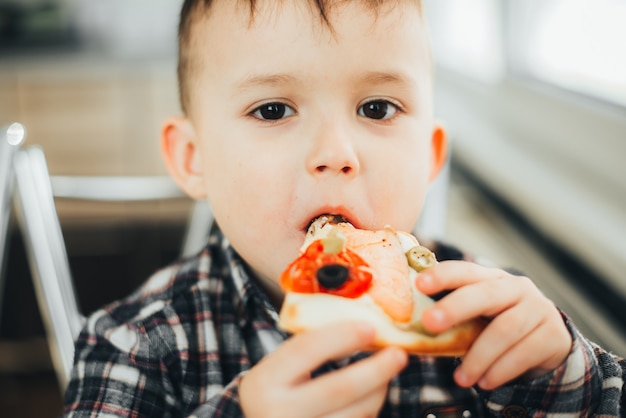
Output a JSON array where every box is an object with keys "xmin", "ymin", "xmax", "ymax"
[{"xmin": 0, "ymin": 0, "xmax": 625, "ymax": 416}]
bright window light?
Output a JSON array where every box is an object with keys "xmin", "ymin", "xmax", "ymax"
[
  {"xmin": 423, "ymin": 0, "xmax": 505, "ymax": 83},
  {"xmin": 513, "ymin": 0, "xmax": 626, "ymax": 106}
]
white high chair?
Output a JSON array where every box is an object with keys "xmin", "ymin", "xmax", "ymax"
[
  {"xmin": 12, "ymin": 143, "xmax": 212, "ymax": 390},
  {"xmin": 0, "ymin": 123, "xmax": 26, "ymax": 328}
]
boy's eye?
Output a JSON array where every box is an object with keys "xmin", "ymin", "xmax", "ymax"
[
  {"xmin": 251, "ymin": 102, "xmax": 295, "ymax": 121},
  {"xmin": 358, "ymin": 100, "xmax": 399, "ymax": 120}
]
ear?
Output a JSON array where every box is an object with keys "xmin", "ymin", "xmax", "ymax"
[
  {"xmin": 428, "ymin": 123, "xmax": 448, "ymax": 182},
  {"xmin": 161, "ymin": 117, "xmax": 207, "ymax": 199}
]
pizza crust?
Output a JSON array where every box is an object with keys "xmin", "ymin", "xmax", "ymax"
[{"xmin": 279, "ymin": 292, "xmax": 485, "ymax": 356}]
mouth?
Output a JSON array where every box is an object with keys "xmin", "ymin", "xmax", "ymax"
[{"xmin": 304, "ymin": 213, "xmax": 353, "ymax": 234}]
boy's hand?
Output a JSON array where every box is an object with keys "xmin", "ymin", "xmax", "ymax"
[
  {"xmin": 239, "ymin": 321, "xmax": 408, "ymax": 418},
  {"xmin": 416, "ymin": 261, "xmax": 572, "ymax": 390}
]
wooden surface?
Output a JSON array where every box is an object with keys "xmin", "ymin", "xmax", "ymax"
[
  {"xmin": 1, "ymin": 54, "xmax": 192, "ymax": 223},
  {"xmin": 1, "ymin": 54, "xmax": 180, "ymax": 177}
]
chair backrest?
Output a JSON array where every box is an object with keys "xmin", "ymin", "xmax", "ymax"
[
  {"xmin": 12, "ymin": 145, "xmax": 212, "ymax": 389},
  {"xmin": 0, "ymin": 123, "xmax": 26, "ymax": 329},
  {"xmin": 13, "ymin": 147, "xmax": 85, "ymax": 388}
]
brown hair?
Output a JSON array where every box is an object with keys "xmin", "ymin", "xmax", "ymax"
[{"xmin": 177, "ymin": 0, "xmax": 422, "ymax": 115}]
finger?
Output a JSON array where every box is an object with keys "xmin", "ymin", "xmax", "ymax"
[
  {"xmin": 321, "ymin": 383, "xmax": 390, "ymax": 418},
  {"xmin": 422, "ymin": 274, "xmax": 539, "ymax": 333},
  {"xmin": 462, "ymin": 313, "xmax": 570, "ymax": 390},
  {"xmin": 261, "ymin": 321, "xmax": 377, "ymax": 384},
  {"xmin": 296, "ymin": 347, "xmax": 407, "ymax": 417},
  {"xmin": 416, "ymin": 261, "xmax": 506, "ymax": 295},
  {"xmin": 453, "ymin": 297, "xmax": 545, "ymax": 387},
  {"xmin": 479, "ymin": 303, "xmax": 571, "ymax": 390},
  {"xmin": 455, "ymin": 300, "xmax": 571, "ymax": 389}
]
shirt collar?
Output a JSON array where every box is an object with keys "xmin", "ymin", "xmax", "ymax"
[{"xmin": 206, "ymin": 224, "xmax": 282, "ymax": 328}]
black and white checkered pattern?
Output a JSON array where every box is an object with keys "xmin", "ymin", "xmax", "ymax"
[{"xmin": 63, "ymin": 226, "xmax": 625, "ymax": 417}]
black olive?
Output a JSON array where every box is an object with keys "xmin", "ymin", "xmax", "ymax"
[{"xmin": 316, "ymin": 264, "xmax": 349, "ymax": 289}]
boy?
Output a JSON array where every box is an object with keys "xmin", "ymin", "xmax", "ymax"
[{"xmin": 64, "ymin": 1, "xmax": 625, "ymax": 417}]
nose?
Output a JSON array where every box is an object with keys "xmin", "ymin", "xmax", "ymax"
[{"xmin": 305, "ymin": 122, "xmax": 360, "ymax": 177}]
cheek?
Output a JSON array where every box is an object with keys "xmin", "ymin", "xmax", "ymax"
[
  {"xmin": 203, "ymin": 155, "xmax": 301, "ymax": 282},
  {"xmin": 207, "ymin": 157, "xmax": 282, "ymax": 216},
  {"xmin": 376, "ymin": 173, "xmax": 429, "ymax": 229},
  {"xmin": 369, "ymin": 141, "xmax": 432, "ymax": 229},
  {"xmin": 201, "ymin": 144, "xmax": 297, "ymax": 238}
]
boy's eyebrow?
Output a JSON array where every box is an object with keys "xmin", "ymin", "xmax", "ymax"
[
  {"xmin": 235, "ymin": 73, "xmax": 298, "ymax": 91},
  {"xmin": 235, "ymin": 71, "xmax": 412, "ymax": 92},
  {"xmin": 358, "ymin": 71, "xmax": 412, "ymax": 86}
]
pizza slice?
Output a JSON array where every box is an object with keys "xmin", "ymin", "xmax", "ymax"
[{"xmin": 278, "ymin": 215, "xmax": 484, "ymax": 356}]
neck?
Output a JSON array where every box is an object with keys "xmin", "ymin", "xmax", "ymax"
[{"xmin": 250, "ymin": 268, "xmax": 285, "ymax": 310}]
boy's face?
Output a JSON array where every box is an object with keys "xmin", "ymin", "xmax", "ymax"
[{"xmin": 164, "ymin": 0, "xmax": 445, "ymax": 284}]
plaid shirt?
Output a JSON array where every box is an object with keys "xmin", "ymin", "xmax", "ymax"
[{"xmin": 64, "ymin": 226, "xmax": 625, "ymax": 417}]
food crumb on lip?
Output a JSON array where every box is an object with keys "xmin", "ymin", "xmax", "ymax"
[{"xmin": 304, "ymin": 214, "xmax": 351, "ymax": 232}]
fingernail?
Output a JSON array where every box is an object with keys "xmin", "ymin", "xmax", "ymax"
[
  {"xmin": 389, "ymin": 347, "xmax": 408, "ymax": 367},
  {"xmin": 428, "ymin": 308, "xmax": 447, "ymax": 326},
  {"xmin": 454, "ymin": 368, "xmax": 471, "ymax": 387},
  {"xmin": 416, "ymin": 273, "xmax": 433, "ymax": 289}
]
